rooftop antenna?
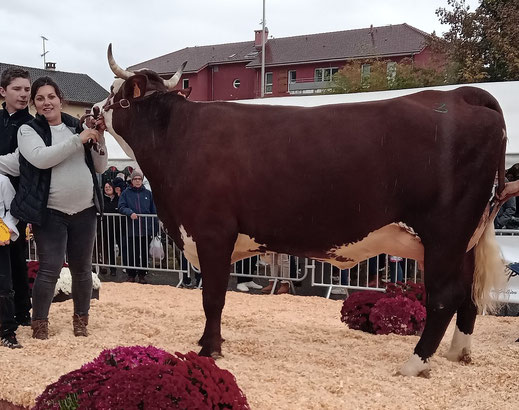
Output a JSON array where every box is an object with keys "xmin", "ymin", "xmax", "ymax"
[
  {"xmin": 41, "ymin": 36, "xmax": 49, "ymax": 68},
  {"xmin": 260, "ymin": 0, "xmax": 266, "ymax": 98}
]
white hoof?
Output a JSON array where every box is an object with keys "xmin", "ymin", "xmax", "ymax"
[{"xmin": 398, "ymin": 353, "xmax": 431, "ymax": 378}]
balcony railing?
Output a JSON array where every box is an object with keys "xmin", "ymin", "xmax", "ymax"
[{"xmin": 288, "ymin": 78, "xmax": 334, "ymax": 94}]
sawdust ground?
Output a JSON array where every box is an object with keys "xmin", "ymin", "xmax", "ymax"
[{"xmin": 0, "ymin": 283, "xmax": 518, "ymax": 409}]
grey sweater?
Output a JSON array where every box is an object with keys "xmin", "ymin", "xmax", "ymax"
[{"xmin": 17, "ymin": 123, "xmax": 107, "ymax": 215}]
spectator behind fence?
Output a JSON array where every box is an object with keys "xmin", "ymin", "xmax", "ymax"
[
  {"xmin": 494, "ymin": 195, "xmax": 516, "ymax": 229},
  {"xmin": 261, "ymin": 252, "xmax": 290, "ymax": 295},
  {"xmin": 112, "ymin": 176, "xmax": 127, "ymax": 196},
  {"xmin": 0, "ymin": 67, "xmax": 33, "ymax": 327},
  {"xmin": 118, "ymin": 169, "xmax": 158, "ymax": 284},
  {"xmin": 0, "ymin": 175, "xmax": 22, "ymax": 348},
  {"xmin": 98, "ymin": 181, "xmax": 119, "ymax": 276},
  {"xmin": 388, "ymin": 255, "xmax": 404, "ymax": 283},
  {"xmin": 235, "ymin": 256, "xmax": 262, "ymax": 292},
  {"xmin": 12, "ymin": 76, "xmax": 107, "ymax": 340},
  {"xmin": 331, "ymin": 266, "xmax": 349, "ymax": 295}
]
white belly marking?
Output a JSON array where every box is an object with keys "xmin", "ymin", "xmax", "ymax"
[
  {"xmin": 179, "ymin": 225, "xmax": 265, "ymax": 270},
  {"xmin": 318, "ymin": 222, "xmax": 423, "ymax": 269}
]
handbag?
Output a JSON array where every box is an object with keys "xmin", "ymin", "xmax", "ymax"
[{"xmin": 149, "ymin": 236, "xmax": 164, "ymax": 260}]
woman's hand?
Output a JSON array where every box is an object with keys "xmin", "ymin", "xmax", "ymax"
[
  {"xmin": 497, "ymin": 180, "xmax": 519, "ymax": 200},
  {"xmin": 79, "ymin": 128, "xmax": 100, "ymax": 144},
  {"xmin": 95, "ymin": 116, "xmax": 107, "ymax": 132}
]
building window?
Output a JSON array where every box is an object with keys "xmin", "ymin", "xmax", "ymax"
[
  {"xmin": 265, "ymin": 72, "xmax": 273, "ymax": 94},
  {"xmin": 288, "ymin": 70, "xmax": 297, "ymax": 84},
  {"xmin": 182, "ymin": 79, "xmax": 189, "ymax": 89},
  {"xmin": 314, "ymin": 67, "xmax": 338, "ymax": 82},
  {"xmin": 233, "ymin": 79, "xmax": 241, "ymax": 88},
  {"xmin": 361, "ymin": 64, "xmax": 371, "ymax": 87},
  {"xmin": 361, "ymin": 64, "xmax": 371, "ymax": 80},
  {"xmin": 387, "ymin": 62, "xmax": 397, "ymax": 85}
]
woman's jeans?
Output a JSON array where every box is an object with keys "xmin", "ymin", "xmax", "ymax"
[{"xmin": 32, "ymin": 207, "xmax": 97, "ymax": 320}]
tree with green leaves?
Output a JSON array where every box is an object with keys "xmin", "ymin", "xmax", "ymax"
[
  {"xmin": 331, "ymin": 0, "xmax": 519, "ymax": 94},
  {"xmin": 330, "ymin": 58, "xmax": 446, "ymax": 94},
  {"xmin": 436, "ymin": 0, "xmax": 519, "ymax": 82}
]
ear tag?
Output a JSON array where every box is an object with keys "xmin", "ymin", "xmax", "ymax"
[{"xmin": 133, "ymin": 83, "xmax": 141, "ymax": 98}]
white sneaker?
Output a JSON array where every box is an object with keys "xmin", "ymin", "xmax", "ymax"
[
  {"xmin": 244, "ymin": 281, "xmax": 262, "ymax": 289},
  {"xmin": 236, "ymin": 283, "xmax": 249, "ymax": 292},
  {"xmin": 331, "ymin": 287, "xmax": 347, "ymax": 295}
]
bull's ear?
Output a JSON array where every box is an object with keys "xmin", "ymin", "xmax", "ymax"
[{"xmin": 122, "ymin": 74, "xmax": 148, "ymax": 100}]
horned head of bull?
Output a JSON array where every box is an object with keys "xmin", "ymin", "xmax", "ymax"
[{"xmin": 107, "ymin": 43, "xmax": 186, "ymax": 90}]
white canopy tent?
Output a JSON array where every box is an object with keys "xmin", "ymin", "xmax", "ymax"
[{"xmin": 104, "ymin": 132, "xmax": 135, "ymax": 169}]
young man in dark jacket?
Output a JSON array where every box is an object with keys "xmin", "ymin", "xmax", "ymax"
[
  {"xmin": 0, "ymin": 68, "xmax": 33, "ymax": 326},
  {"xmin": 118, "ymin": 169, "xmax": 158, "ymax": 283}
]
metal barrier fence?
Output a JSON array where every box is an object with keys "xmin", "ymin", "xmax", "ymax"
[
  {"xmin": 496, "ymin": 229, "xmax": 519, "ymax": 236},
  {"xmin": 310, "ymin": 255, "xmax": 422, "ymax": 298},
  {"xmin": 26, "ymin": 213, "xmax": 311, "ymax": 292},
  {"xmin": 26, "ymin": 213, "xmax": 427, "ymax": 296}
]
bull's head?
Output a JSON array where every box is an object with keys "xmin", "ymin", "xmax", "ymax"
[{"xmin": 98, "ymin": 44, "xmax": 187, "ymax": 159}]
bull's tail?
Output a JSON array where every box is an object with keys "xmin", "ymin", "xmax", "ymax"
[
  {"xmin": 470, "ymin": 87, "xmax": 508, "ymax": 313},
  {"xmin": 473, "ymin": 213, "xmax": 507, "ymax": 314}
]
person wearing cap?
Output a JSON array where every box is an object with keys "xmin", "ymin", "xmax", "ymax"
[
  {"xmin": 111, "ymin": 176, "xmax": 127, "ymax": 196},
  {"xmin": 118, "ymin": 169, "xmax": 158, "ymax": 283}
]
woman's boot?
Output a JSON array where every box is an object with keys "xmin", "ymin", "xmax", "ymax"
[
  {"xmin": 73, "ymin": 314, "xmax": 89, "ymax": 337},
  {"xmin": 261, "ymin": 280, "xmax": 275, "ymax": 294},
  {"xmin": 276, "ymin": 282, "xmax": 290, "ymax": 295},
  {"xmin": 31, "ymin": 319, "xmax": 49, "ymax": 340}
]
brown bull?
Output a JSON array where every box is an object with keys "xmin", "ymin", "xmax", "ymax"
[{"xmin": 99, "ymin": 44, "xmax": 507, "ymax": 377}]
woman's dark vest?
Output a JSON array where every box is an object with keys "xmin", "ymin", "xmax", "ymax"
[{"xmin": 11, "ymin": 112, "xmax": 103, "ymax": 225}]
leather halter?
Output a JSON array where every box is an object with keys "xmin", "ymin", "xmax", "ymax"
[{"xmin": 103, "ymin": 98, "xmax": 130, "ymax": 112}]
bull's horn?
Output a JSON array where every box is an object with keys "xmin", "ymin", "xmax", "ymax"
[
  {"xmin": 163, "ymin": 61, "xmax": 187, "ymax": 90},
  {"xmin": 107, "ymin": 43, "xmax": 134, "ymax": 80}
]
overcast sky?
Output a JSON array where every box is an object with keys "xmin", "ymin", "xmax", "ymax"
[{"xmin": 0, "ymin": 0, "xmax": 480, "ymax": 91}]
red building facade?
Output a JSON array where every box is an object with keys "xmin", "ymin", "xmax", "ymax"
[{"xmin": 129, "ymin": 24, "xmax": 436, "ymax": 102}]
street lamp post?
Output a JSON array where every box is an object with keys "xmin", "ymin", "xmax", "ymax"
[{"xmin": 260, "ymin": 0, "xmax": 266, "ymax": 98}]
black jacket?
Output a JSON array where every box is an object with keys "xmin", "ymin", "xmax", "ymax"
[
  {"xmin": 103, "ymin": 194, "xmax": 119, "ymax": 213},
  {"xmin": 11, "ymin": 112, "xmax": 103, "ymax": 225},
  {"xmin": 118, "ymin": 185, "xmax": 158, "ymax": 237},
  {"xmin": 495, "ymin": 196, "xmax": 517, "ymax": 229},
  {"xmin": 0, "ymin": 102, "xmax": 33, "ymax": 190}
]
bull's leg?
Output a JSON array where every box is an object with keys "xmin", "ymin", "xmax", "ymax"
[
  {"xmin": 195, "ymin": 234, "xmax": 236, "ymax": 358},
  {"xmin": 399, "ymin": 251, "xmax": 466, "ymax": 377},
  {"xmin": 446, "ymin": 249, "xmax": 477, "ymax": 364}
]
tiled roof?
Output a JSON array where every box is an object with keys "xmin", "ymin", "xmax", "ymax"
[
  {"xmin": 0, "ymin": 62, "xmax": 109, "ymax": 105},
  {"xmin": 247, "ymin": 23, "xmax": 429, "ymax": 67},
  {"xmin": 127, "ymin": 23, "xmax": 429, "ymax": 75},
  {"xmin": 128, "ymin": 41, "xmax": 258, "ymax": 75}
]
